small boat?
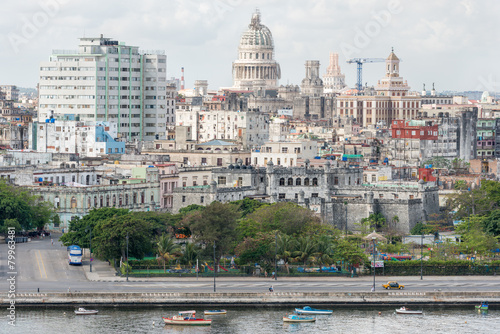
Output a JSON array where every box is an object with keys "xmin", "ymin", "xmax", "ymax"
[
  {"xmin": 395, "ymin": 306, "xmax": 423, "ymax": 315},
  {"xmin": 475, "ymin": 302, "xmax": 488, "ymax": 310},
  {"xmin": 74, "ymin": 307, "xmax": 98, "ymax": 315},
  {"xmin": 204, "ymin": 310, "xmax": 227, "ymax": 315},
  {"xmin": 163, "ymin": 311, "xmax": 212, "ymax": 326},
  {"xmin": 295, "ymin": 306, "xmax": 333, "ymax": 315},
  {"xmin": 283, "ymin": 314, "xmax": 316, "ymax": 323}
]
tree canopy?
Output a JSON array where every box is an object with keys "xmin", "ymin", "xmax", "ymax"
[{"xmin": 0, "ymin": 179, "xmax": 55, "ymax": 232}]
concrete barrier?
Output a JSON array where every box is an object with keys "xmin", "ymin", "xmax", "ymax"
[{"xmin": 1, "ymin": 291, "xmax": 499, "ymax": 307}]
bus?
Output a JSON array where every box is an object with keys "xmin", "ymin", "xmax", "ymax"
[{"xmin": 68, "ymin": 245, "xmax": 83, "ymax": 265}]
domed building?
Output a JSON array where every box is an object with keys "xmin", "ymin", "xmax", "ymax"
[{"xmin": 232, "ymin": 10, "xmax": 281, "ymax": 94}]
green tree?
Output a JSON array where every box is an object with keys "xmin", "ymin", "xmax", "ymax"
[
  {"xmin": 360, "ymin": 213, "xmax": 386, "ymax": 232},
  {"xmin": 156, "ymin": 233, "xmax": 181, "ymax": 272},
  {"xmin": 181, "ymin": 201, "xmax": 240, "ymax": 264},
  {"xmin": 277, "ymin": 233, "xmax": 296, "ymax": 272},
  {"xmin": 482, "ymin": 209, "xmax": 500, "ymax": 236},
  {"xmin": 333, "ymin": 239, "xmax": 368, "ymax": 266},
  {"xmin": 59, "ymin": 208, "xmax": 129, "ymax": 247},
  {"xmin": 179, "ymin": 204, "xmax": 205, "ymax": 215},
  {"xmin": 0, "ymin": 180, "xmax": 54, "ymax": 230},
  {"xmin": 313, "ymin": 235, "xmax": 335, "ymax": 271},
  {"xmin": 235, "ymin": 232, "xmax": 274, "ymax": 268},
  {"xmin": 231, "ymin": 198, "xmax": 267, "ymax": 217},
  {"xmin": 92, "ymin": 213, "xmax": 153, "ymax": 261},
  {"xmin": 292, "ymin": 235, "xmax": 317, "ymax": 265},
  {"xmin": 241, "ymin": 202, "xmax": 321, "ymax": 236},
  {"xmin": 0, "ymin": 218, "xmax": 22, "ymax": 235},
  {"xmin": 454, "ymin": 215, "xmax": 498, "ymax": 258},
  {"xmin": 181, "ymin": 242, "xmax": 200, "ymax": 266},
  {"xmin": 410, "ymin": 222, "xmax": 437, "ymax": 235}
]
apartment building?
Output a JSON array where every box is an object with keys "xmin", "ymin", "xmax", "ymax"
[{"xmin": 38, "ymin": 35, "xmax": 168, "ymax": 142}]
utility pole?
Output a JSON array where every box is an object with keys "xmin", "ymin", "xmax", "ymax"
[
  {"xmin": 126, "ymin": 232, "xmax": 129, "ymax": 282},
  {"xmin": 420, "ymin": 233, "xmax": 423, "ymax": 280},
  {"xmin": 275, "ymin": 232, "xmax": 278, "ymax": 281},
  {"xmin": 372, "ymin": 237, "xmax": 376, "ymax": 292},
  {"xmin": 89, "ymin": 226, "xmax": 92, "ymax": 273},
  {"xmin": 213, "ymin": 241, "xmax": 216, "ymax": 292}
]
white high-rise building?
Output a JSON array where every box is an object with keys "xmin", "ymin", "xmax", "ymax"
[{"xmin": 38, "ymin": 35, "xmax": 167, "ymax": 142}]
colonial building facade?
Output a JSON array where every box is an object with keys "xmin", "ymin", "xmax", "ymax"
[{"xmin": 173, "ymin": 160, "xmax": 439, "ymax": 233}]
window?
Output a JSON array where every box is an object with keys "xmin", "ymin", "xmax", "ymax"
[
  {"xmin": 279, "ymin": 178, "xmax": 285, "ymax": 186},
  {"xmin": 304, "ymin": 178, "xmax": 310, "ymax": 186},
  {"xmin": 288, "ymin": 178, "xmax": 293, "ymax": 186},
  {"xmin": 217, "ymin": 158, "xmax": 223, "ymax": 166},
  {"xmin": 182, "ymin": 196, "xmax": 186, "ymax": 203},
  {"xmin": 278, "ymin": 193, "xmax": 285, "ymax": 199},
  {"xmin": 334, "ymin": 177, "xmax": 339, "ymax": 185},
  {"xmin": 218, "ymin": 176, "xmax": 226, "ymax": 185},
  {"xmin": 311, "ymin": 193, "xmax": 318, "ymax": 198},
  {"xmin": 312, "ymin": 178, "xmax": 318, "ymax": 186},
  {"xmin": 200, "ymin": 196, "xmax": 204, "ymax": 203},
  {"xmin": 296, "ymin": 178, "xmax": 301, "ymax": 186}
]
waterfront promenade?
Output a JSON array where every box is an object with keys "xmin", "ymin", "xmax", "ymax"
[{"xmin": 2, "ymin": 233, "xmax": 500, "ymax": 307}]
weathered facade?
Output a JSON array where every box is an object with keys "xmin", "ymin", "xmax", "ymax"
[{"xmin": 173, "ymin": 160, "xmax": 439, "ymax": 233}]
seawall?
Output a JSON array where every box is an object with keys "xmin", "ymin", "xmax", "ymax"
[{"xmin": 2, "ymin": 291, "xmax": 499, "ymax": 307}]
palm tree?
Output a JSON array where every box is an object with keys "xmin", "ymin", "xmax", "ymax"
[
  {"xmin": 181, "ymin": 242, "xmax": 199, "ymax": 266},
  {"xmin": 277, "ymin": 234, "xmax": 296, "ymax": 273},
  {"xmin": 292, "ymin": 236, "xmax": 317, "ymax": 265},
  {"xmin": 156, "ymin": 234, "xmax": 181, "ymax": 273},
  {"xmin": 314, "ymin": 235, "xmax": 334, "ymax": 271}
]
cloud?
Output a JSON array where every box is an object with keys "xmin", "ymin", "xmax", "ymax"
[{"xmin": 0, "ymin": 0, "xmax": 498, "ymax": 92}]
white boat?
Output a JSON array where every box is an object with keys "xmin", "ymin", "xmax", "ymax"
[
  {"xmin": 295, "ymin": 306, "xmax": 333, "ymax": 315},
  {"xmin": 395, "ymin": 306, "xmax": 423, "ymax": 315},
  {"xmin": 74, "ymin": 307, "xmax": 98, "ymax": 315},
  {"xmin": 283, "ymin": 314, "xmax": 316, "ymax": 323},
  {"xmin": 204, "ymin": 309, "xmax": 227, "ymax": 315}
]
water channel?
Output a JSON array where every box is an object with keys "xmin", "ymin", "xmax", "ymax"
[{"xmin": 5, "ymin": 306, "xmax": 499, "ymax": 334}]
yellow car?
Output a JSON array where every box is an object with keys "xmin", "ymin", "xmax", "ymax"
[{"xmin": 382, "ymin": 281, "xmax": 404, "ymax": 289}]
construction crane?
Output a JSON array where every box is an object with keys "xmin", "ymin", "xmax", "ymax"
[{"xmin": 346, "ymin": 58, "xmax": 385, "ymax": 92}]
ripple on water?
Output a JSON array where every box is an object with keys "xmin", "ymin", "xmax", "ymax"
[{"xmin": 5, "ymin": 306, "xmax": 500, "ymax": 334}]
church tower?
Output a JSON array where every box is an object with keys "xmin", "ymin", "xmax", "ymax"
[{"xmin": 375, "ymin": 49, "xmax": 409, "ymax": 96}]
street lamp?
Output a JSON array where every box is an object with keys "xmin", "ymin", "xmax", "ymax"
[
  {"xmin": 344, "ymin": 201, "xmax": 348, "ymax": 237},
  {"xmin": 126, "ymin": 232, "xmax": 129, "ymax": 282},
  {"xmin": 275, "ymin": 232, "xmax": 278, "ymax": 281},
  {"xmin": 213, "ymin": 241, "xmax": 216, "ymax": 292},
  {"xmin": 420, "ymin": 233, "xmax": 423, "ymax": 280},
  {"xmin": 372, "ymin": 236, "xmax": 376, "ymax": 292},
  {"xmin": 88, "ymin": 225, "xmax": 92, "ymax": 273}
]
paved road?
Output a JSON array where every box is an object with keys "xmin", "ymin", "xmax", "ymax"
[{"xmin": 1, "ymin": 236, "xmax": 500, "ymax": 294}]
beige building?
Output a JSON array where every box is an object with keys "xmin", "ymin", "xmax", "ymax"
[
  {"xmin": 251, "ymin": 140, "xmax": 318, "ymax": 167},
  {"xmin": 336, "ymin": 50, "xmax": 421, "ymax": 128}
]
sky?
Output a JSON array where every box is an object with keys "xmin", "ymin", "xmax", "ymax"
[{"xmin": 0, "ymin": 0, "xmax": 498, "ymax": 93}]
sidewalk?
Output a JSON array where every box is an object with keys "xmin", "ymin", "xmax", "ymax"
[
  {"xmin": 82, "ymin": 258, "xmax": 126, "ymax": 282},
  {"xmin": 81, "ymin": 261, "xmax": 500, "ymax": 282}
]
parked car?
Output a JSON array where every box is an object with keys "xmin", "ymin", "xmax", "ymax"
[{"xmin": 382, "ymin": 281, "xmax": 404, "ymax": 289}]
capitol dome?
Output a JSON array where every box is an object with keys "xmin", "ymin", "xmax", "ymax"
[
  {"xmin": 239, "ymin": 12, "xmax": 274, "ymax": 49},
  {"xmin": 232, "ymin": 10, "xmax": 281, "ymax": 91}
]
